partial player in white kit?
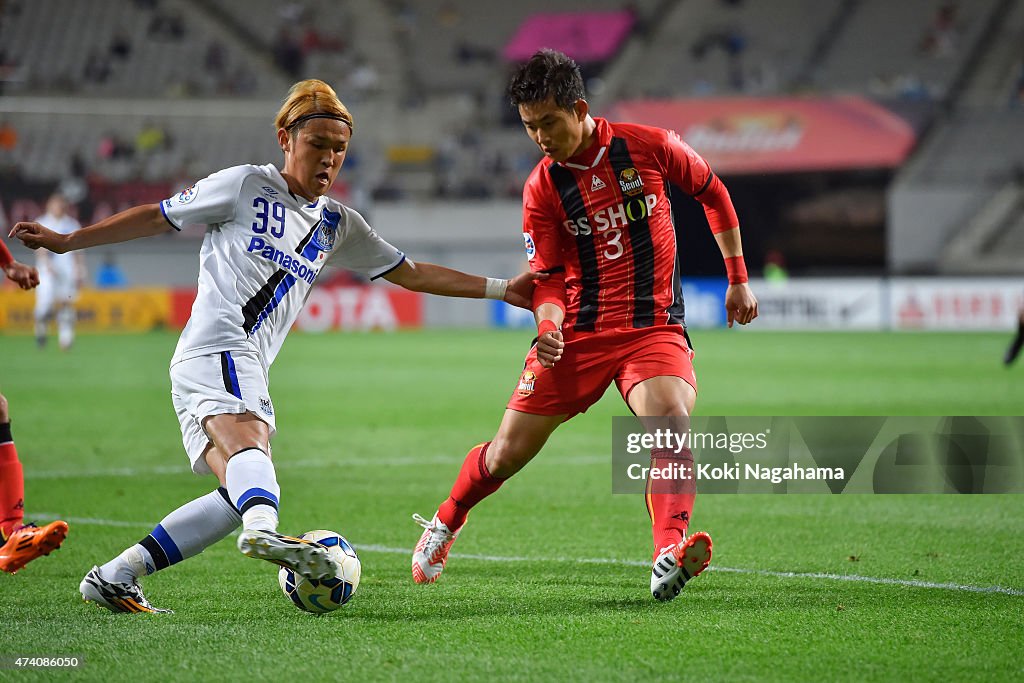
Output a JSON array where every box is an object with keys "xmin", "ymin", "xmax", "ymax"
[
  {"xmin": 32, "ymin": 194, "xmax": 84, "ymax": 351},
  {"xmin": 11, "ymin": 79, "xmax": 537, "ymax": 613}
]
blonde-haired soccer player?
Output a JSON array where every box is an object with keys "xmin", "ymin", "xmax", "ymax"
[{"xmin": 12, "ymin": 79, "xmax": 536, "ymax": 613}]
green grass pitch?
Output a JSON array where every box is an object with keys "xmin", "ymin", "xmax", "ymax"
[{"xmin": 1, "ymin": 329, "xmax": 1021, "ymax": 681}]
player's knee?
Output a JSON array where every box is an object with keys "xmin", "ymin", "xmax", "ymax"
[
  {"xmin": 484, "ymin": 437, "xmax": 534, "ymax": 479},
  {"xmin": 223, "ymin": 444, "xmax": 271, "ymax": 462}
]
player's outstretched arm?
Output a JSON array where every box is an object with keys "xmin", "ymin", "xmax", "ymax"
[
  {"xmin": 9, "ymin": 204, "xmax": 170, "ymax": 254},
  {"xmin": 382, "ymin": 258, "xmax": 537, "ymax": 308}
]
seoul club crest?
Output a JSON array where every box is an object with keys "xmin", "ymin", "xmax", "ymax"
[
  {"xmin": 516, "ymin": 370, "xmax": 537, "ymax": 397},
  {"xmin": 618, "ymin": 168, "xmax": 644, "ymax": 196}
]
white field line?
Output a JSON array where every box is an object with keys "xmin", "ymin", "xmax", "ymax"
[
  {"xmin": 31, "ymin": 513, "xmax": 1024, "ymax": 597},
  {"xmin": 24, "ymin": 455, "xmax": 606, "ymax": 480}
]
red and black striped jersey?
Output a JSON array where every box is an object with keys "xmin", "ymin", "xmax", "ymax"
[{"xmin": 523, "ymin": 117, "xmax": 736, "ymax": 332}]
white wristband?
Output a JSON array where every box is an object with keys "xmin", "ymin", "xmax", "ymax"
[{"xmin": 484, "ymin": 277, "xmax": 509, "ymax": 300}]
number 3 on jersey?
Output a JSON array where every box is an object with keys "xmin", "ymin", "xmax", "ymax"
[
  {"xmin": 252, "ymin": 197, "xmax": 286, "ymax": 238},
  {"xmin": 603, "ymin": 229, "xmax": 623, "ymax": 260}
]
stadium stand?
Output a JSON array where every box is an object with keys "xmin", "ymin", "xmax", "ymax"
[
  {"xmin": 0, "ymin": 0, "xmax": 283, "ymax": 98},
  {"xmin": 0, "ymin": 0, "xmax": 1020, "ymax": 275},
  {"xmin": 611, "ymin": 0, "xmax": 844, "ymax": 99},
  {"xmin": 814, "ymin": 0, "xmax": 1002, "ymax": 100}
]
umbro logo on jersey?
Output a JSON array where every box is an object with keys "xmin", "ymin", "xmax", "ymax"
[{"xmin": 590, "ymin": 175, "xmax": 607, "ymax": 191}]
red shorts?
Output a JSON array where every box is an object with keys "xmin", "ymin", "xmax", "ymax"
[{"xmin": 506, "ymin": 324, "xmax": 697, "ymax": 418}]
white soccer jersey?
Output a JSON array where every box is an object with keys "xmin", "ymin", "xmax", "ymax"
[
  {"xmin": 35, "ymin": 212, "xmax": 81, "ymax": 278},
  {"xmin": 161, "ymin": 164, "xmax": 404, "ymax": 367}
]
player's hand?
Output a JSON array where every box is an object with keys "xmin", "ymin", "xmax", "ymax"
[
  {"xmin": 503, "ymin": 270, "xmax": 549, "ymax": 309},
  {"xmin": 536, "ymin": 329, "xmax": 564, "ymax": 368},
  {"xmin": 725, "ymin": 282, "xmax": 758, "ymax": 328},
  {"xmin": 9, "ymin": 222, "xmax": 69, "ymax": 253},
  {"xmin": 2, "ymin": 260, "xmax": 40, "ymax": 290}
]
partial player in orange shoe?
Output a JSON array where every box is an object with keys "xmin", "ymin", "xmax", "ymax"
[
  {"xmin": 0, "ymin": 520, "xmax": 70, "ymax": 574},
  {"xmin": 0, "ymin": 240, "xmax": 69, "ymax": 574}
]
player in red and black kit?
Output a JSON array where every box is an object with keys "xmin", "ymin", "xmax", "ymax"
[
  {"xmin": 0, "ymin": 237, "xmax": 69, "ymax": 573},
  {"xmin": 412, "ymin": 49, "xmax": 758, "ymax": 601}
]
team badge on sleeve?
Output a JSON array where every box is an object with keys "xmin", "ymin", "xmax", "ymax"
[
  {"xmin": 176, "ymin": 184, "xmax": 198, "ymax": 204},
  {"xmin": 311, "ymin": 209, "xmax": 340, "ymax": 252},
  {"xmin": 523, "ymin": 232, "xmax": 536, "ymax": 260}
]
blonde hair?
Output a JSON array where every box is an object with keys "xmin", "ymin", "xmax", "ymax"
[{"xmin": 274, "ymin": 79, "xmax": 354, "ymax": 136}]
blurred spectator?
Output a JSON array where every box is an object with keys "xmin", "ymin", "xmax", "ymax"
[
  {"xmin": 273, "ymin": 28, "xmax": 305, "ymax": 77},
  {"xmin": 69, "ymin": 148, "xmax": 88, "ymax": 179},
  {"xmin": 347, "ymin": 55, "xmax": 379, "ymax": 98},
  {"xmin": 148, "ymin": 8, "xmax": 186, "ymax": 40},
  {"xmin": 1010, "ymin": 53, "xmax": 1024, "ymax": 109},
  {"xmin": 869, "ymin": 71, "xmax": 932, "ymax": 101},
  {"xmin": 83, "ymin": 49, "xmax": 112, "ymax": 83},
  {"xmin": 0, "ymin": 120, "xmax": 17, "ymax": 152},
  {"xmin": 455, "ymin": 42, "xmax": 496, "ymax": 64},
  {"xmin": 109, "ymin": 28, "xmax": 133, "ymax": 60},
  {"xmin": 691, "ymin": 28, "xmax": 748, "ymax": 91},
  {"xmin": 302, "ymin": 24, "xmax": 346, "ymax": 54},
  {"xmin": 920, "ymin": 3, "xmax": 960, "ymax": 57},
  {"xmin": 438, "ymin": 2, "xmax": 461, "ymax": 27},
  {"xmin": 395, "ymin": 1, "xmax": 419, "ymax": 39},
  {"xmin": 277, "ymin": 1, "xmax": 308, "ymax": 24},
  {"xmin": 0, "ymin": 119, "xmax": 17, "ymax": 170},
  {"xmin": 204, "ymin": 39, "xmax": 227, "ymax": 76},
  {"xmin": 135, "ymin": 121, "xmax": 170, "ymax": 157},
  {"xmin": 97, "ymin": 132, "xmax": 134, "ymax": 161},
  {"xmin": 763, "ymin": 249, "xmax": 789, "ymax": 283},
  {"xmin": 95, "ymin": 253, "xmax": 128, "ymax": 289},
  {"xmin": 226, "ymin": 65, "xmax": 258, "ymax": 95},
  {"xmin": 0, "ymin": 49, "xmax": 25, "ymax": 94}
]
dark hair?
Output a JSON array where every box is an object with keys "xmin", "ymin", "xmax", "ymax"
[{"xmin": 507, "ymin": 49, "xmax": 585, "ymax": 111}]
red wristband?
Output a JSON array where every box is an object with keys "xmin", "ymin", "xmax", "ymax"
[
  {"xmin": 538, "ymin": 319, "xmax": 558, "ymax": 336},
  {"xmin": 724, "ymin": 256, "xmax": 748, "ymax": 285}
]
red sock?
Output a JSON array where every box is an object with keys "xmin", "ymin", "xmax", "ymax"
[
  {"xmin": 0, "ymin": 422, "xmax": 25, "ymax": 539},
  {"xmin": 437, "ymin": 442, "xmax": 505, "ymax": 530},
  {"xmin": 646, "ymin": 447, "xmax": 695, "ymax": 555}
]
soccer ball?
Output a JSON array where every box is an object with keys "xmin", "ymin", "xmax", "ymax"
[{"xmin": 278, "ymin": 530, "xmax": 361, "ymax": 613}]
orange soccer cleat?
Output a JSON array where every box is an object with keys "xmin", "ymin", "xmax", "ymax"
[{"xmin": 0, "ymin": 520, "xmax": 69, "ymax": 574}]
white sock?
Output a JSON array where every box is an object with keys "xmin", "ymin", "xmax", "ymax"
[
  {"xmin": 57, "ymin": 307, "xmax": 75, "ymax": 348},
  {"xmin": 98, "ymin": 488, "xmax": 242, "ymax": 583},
  {"xmin": 225, "ymin": 448, "xmax": 280, "ymax": 532}
]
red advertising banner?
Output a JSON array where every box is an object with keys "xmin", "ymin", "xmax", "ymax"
[
  {"xmin": 890, "ymin": 279, "xmax": 1024, "ymax": 331},
  {"xmin": 503, "ymin": 11, "xmax": 634, "ymax": 63},
  {"xmin": 170, "ymin": 286, "xmax": 423, "ymax": 332},
  {"xmin": 294, "ymin": 286, "xmax": 422, "ymax": 332},
  {"xmin": 608, "ymin": 97, "xmax": 915, "ymax": 174}
]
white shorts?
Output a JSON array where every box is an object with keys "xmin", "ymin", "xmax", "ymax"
[
  {"xmin": 34, "ymin": 270, "xmax": 77, "ymax": 316},
  {"xmin": 169, "ymin": 349, "xmax": 276, "ymax": 475}
]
